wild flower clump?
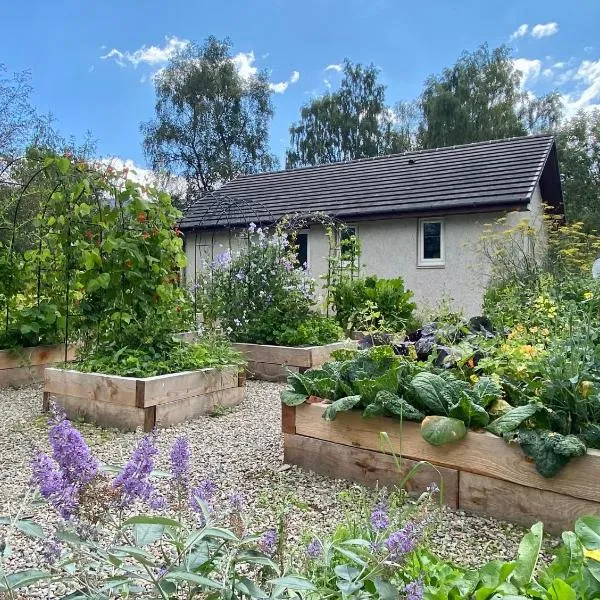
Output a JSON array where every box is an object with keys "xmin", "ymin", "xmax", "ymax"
[{"xmin": 193, "ymin": 224, "xmax": 342, "ymax": 346}]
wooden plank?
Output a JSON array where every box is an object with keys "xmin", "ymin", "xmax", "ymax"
[
  {"xmin": 155, "ymin": 386, "xmax": 244, "ymax": 427},
  {"xmin": 221, "ymin": 367, "xmax": 240, "ymax": 390},
  {"xmin": 44, "ymin": 368, "xmax": 137, "ymax": 406},
  {"xmin": 49, "ymin": 393, "xmax": 147, "ymax": 432},
  {"xmin": 282, "ymin": 404, "xmax": 296, "ymax": 434},
  {"xmin": 246, "ymin": 361, "xmax": 294, "ymax": 382},
  {"xmin": 142, "ymin": 367, "xmax": 236, "ymax": 407},
  {"xmin": 233, "ymin": 343, "xmax": 313, "ymax": 368},
  {"xmin": 0, "ymin": 344, "xmax": 76, "ymax": 370},
  {"xmin": 309, "ymin": 341, "xmax": 355, "ymax": 367},
  {"xmin": 0, "ymin": 364, "xmax": 47, "ymax": 388},
  {"xmin": 284, "ymin": 433, "xmax": 458, "ymax": 508},
  {"xmin": 294, "ymin": 403, "xmax": 600, "ymax": 503},
  {"xmin": 459, "ymin": 472, "xmax": 600, "ymax": 534}
]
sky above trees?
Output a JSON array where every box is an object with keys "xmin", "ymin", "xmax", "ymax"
[{"xmin": 0, "ymin": 0, "xmax": 599, "ymax": 170}]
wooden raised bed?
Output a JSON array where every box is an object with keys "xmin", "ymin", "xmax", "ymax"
[
  {"xmin": 233, "ymin": 341, "xmax": 353, "ymax": 382},
  {"xmin": 283, "ymin": 402, "xmax": 600, "ymax": 533},
  {"xmin": 43, "ymin": 365, "xmax": 244, "ymax": 431},
  {"xmin": 0, "ymin": 344, "xmax": 76, "ymax": 388}
]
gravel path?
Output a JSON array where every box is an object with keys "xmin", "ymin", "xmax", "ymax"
[{"xmin": 0, "ymin": 380, "xmax": 555, "ymax": 592}]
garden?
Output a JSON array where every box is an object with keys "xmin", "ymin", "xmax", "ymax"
[{"xmin": 1, "ymin": 151, "xmax": 600, "ymax": 598}]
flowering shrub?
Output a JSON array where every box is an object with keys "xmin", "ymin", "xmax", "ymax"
[
  {"xmin": 1, "ymin": 410, "xmax": 600, "ymax": 598},
  {"xmin": 194, "ymin": 224, "xmax": 342, "ymax": 346}
]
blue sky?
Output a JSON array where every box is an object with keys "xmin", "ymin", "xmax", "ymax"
[{"xmin": 1, "ymin": 0, "xmax": 599, "ymax": 174}]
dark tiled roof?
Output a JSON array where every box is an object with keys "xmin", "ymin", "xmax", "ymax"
[{"xmin": 180, "ymin": 135, "xmax": 560, "ymax": 230}]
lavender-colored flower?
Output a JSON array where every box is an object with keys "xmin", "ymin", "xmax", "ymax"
[
  {"xmin": 404, "ymin": 578, "xmax": 424, "ymax": 600},
  {"xmin": 427, "ymin": 482, "xmax": 439, "ymax": 495},
  {"xmin": 306, "ymin": 538, "xmax": 322, "ymax": 559},
  {"xmin": 386, "ymin": 522, "xmax": 420, "ymax": 559},
  {"xmin": 248, "ymin": 222, "xmax": 257, "ymax": 233},
  {"xmin": 48, "ymin": 409, "xmax": 98, "ymax": 486},
  {"xmin": 113, "ymin": 435, "xmax": 161, "ymax": 508},
  {"xmin": 213, "ymin": 251, "xmax": 231, "ymax": 269},
  {"xmin": 41, "ymin": 537, "xmax": 61, "ymax": 565},
  {"xmin": 190, "ymin": 479, "xmax": 217, "ymax": 514},
  {"xmin": 370, "ymin": 500, "xmax": 390, "ymax": 531},
  {"xmin": 259, "ymin": 528, "xmax": 277, "ymax": 554},
  {"xmin": 229, "ymin": 492, "xmax": 244, "ymax": 511},
  {"xmin": 236, "ymin": 270, "xmax": 246, "ymax": 281},
  {"xmin": 30, "ymin": 451, "xmax": 78, "ymax": 520},
  {"xmin": 170, "ymin": 437, "xmax": 190, "ymax": 490}
]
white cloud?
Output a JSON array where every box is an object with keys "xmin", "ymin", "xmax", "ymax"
[
  {"xmin": 558, "ymin": 59, "xmax": 600, "ymax": 116},
  {"xmin": 542, "ymin": 68, "xmax": 553, "ymax": 78},
  {"xmin": 231, "ymin": 51, "xmax": 258, "ymax": 80},
  {"xmin": 325, "ymin": 64, "xmax": 343, "ymax": 72},
  {"xmin": 531, "ymin": 22, "xmax": 559, "ymax": 38},
  {"xmin": 553, "ymin": 61, "xmax": 566, "ymax": 69},
  {"xmin": 269, "ymin": 81, "xmax": 289, "ymax": 93},
  {"xmin": 324, "ymin": 78, "xmax": 331, "ymax": 89},
  {"xmin": 269, "ymin": 69, "xmax": 300, "ymax": 94},
  {"xmin": 510, "ymin": 24, "xmax": 529, "ymax": 40},
  {"xmin": 513, "ymin": 58, "xmax": 542, "ymax": 86},
  {"xmin": 101, "ymin": 36, "xmax": 189, "ymax": 68}
]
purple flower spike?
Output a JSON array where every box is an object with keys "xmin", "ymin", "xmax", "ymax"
[
  {"xmin": 41, "ymin": 537, "xmax": 61, "ymax": 565},
  {"xmin": 405, "ymin": 578, "xmax": 424, "ymax": 600},
  {"xmin": 306, "ymin": 538, "xmax": 322, "ymax": 559},
  {"xmin": 386, "ymin": 522, "xmax": 420, "ymax": 559},
  {"xmin": 259, "ymin": 528, "xmax": 277, "ymax": 554},
  {"xmin": 370, "ymin": 500, "xmax": 390, "ymax": 531},
  {"xmin": 170, "ymin": 437, "xmax": 190, "ymax": 490},
  {"xmin": 48, "ymin": 410, "xmax": 98, "ymax": 487},
  {"xmin": 30, "ymin": 451, "xmax": 78, "ymax": 520},
  {"xmin": 113, "ymin": 435, "xmax": 161, "ymax": 509},
  {"xmin": 229, "ymin": 492, "xmax": 244, "ymax": 511}
]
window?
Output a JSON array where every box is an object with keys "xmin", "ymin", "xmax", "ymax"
[
  {"xmin": 418, "ymin": 219, "xmax": 445, "ymax": 267},
  {"xmin": 296, "ymin": 232, "xmax": 309, "ymax": 269}
]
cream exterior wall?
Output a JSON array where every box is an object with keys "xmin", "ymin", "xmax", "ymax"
[{"xmin": 184, "ymin": 184, "xmax": 546, "ymax": 317}]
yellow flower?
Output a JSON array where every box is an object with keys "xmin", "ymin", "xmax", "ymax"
[
  {"xmin": 584, "ymin": 291, "xmax": 594, "ymax": 300},
  {"xmin": 520, "ymin": 344, "xmax": 537, "ymax": 357},
  {"xmin": 470, "ymin": 374, "xmax": 479, "ymax": 384},
  {"xmin": 515, "ymin": 324, "xmax": 525, "ymax": 332},
  {"xmin": 580, "ymin": 381, "xmax": 593, "ymax": 399},
  {"xmin": 584, "ymin": 548, "xmax": 600, "ymax": 562},
  {"xmin": 541, "ymin": 328, "xmax": 550, "ymax": 337},
  {"xmin": 529, "ymin": 326, "xmax": 539, "ymax": 334}
]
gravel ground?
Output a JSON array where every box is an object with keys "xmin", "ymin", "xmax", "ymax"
[{"xmin": 0, "ymin": 380, "xmax": 557, "ymax": 596}]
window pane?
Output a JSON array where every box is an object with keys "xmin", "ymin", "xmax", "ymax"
[
  {"xmin": 423, "ymin": 222, "xmax": 441, "ymax": 259},
  {"xmin": 297, "ymin": 233, "xmax": 308, "ymax": 269}
]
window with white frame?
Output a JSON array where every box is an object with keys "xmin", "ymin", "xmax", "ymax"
[{"xmin": 418, "ymin": 218, "xmax": 445, "ymax": 266}]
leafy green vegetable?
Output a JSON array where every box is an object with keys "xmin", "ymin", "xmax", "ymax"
[
  {"xmin": 372, "ymin": 390, "xmax": 424, "ymax": 421},
  {"xmin": 280, "ymin": 390, "xmax": 308, "ymax": 406},
  {"xmin": 512, "ymin": 521, "xmax": 543, "ymax": 588},
  {"xmin": 487, "ymin": 403, "xmax": 543, "ymax": 436},
  {"xmin": 516, "ymin": 429, "xmax": 587, "ymax": 477},
  {"xmin": 421, "ymin": 416, "xmax": 467, "ymax": 446},
  {"xmin": 323, "ymin": 396, "xmax": 362, "ymax": 421},
  {"xmin": 411, "ymin": 372, "xmax": 451, "ymax": 415},
  {"xmin": 448, "ymin": 395, "xmax": 490, "ymax": 427}
]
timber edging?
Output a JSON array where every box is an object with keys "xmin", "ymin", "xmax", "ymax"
[{"xmin": 282, "ymin": 402, "xmax": 600, "ymax": 533}]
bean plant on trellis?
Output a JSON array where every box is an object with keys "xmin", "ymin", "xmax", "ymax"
[{"xmin": 0, "ymin": 150, "xmax": 193, "ymax": 360}]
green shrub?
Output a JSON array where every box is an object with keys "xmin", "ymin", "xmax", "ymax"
[
  {"xmin": 331, "ymin": 275, "xmax": 416, "ymax": 332},
  {"xmin": 195, "ymin": 226, "xmax": 342, "ymax": 347}
]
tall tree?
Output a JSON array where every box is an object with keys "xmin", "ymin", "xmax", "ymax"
[
  {"xmin": 286, "ymin": 60, "xmax": 409, "ymax": 168},
  {"xmin": 418, "ymin": 44, "xmax": 528, "ymax": 148},
  {"xmin": 555, "ymin": 110, "xmax": 600, "ymax": 230},
  {"xmin": 141, "ymin": 37, "xmax": 277, "ymax": 198}
]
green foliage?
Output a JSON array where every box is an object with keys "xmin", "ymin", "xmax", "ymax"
[
  {"xmin": 77, "ymin": 337, "xmax": 243, "ymax": 378},
  {"xmin": 286, "ymin": 60, "xmax": 410, "ymax": 169},
  {"xmin": 194, "ymin": 225, "xmax": 342, "ymax": 347},
  {"xmin": 141, "ymin": 36, "xmax": 277, "ymax": 198},
  {"xmin": 420, "ymin": 416, "xmax": 467, "ymax": 446},
  {"xmin": 331, "ymin": 275, "xmax": 416, "ymax": 333}
]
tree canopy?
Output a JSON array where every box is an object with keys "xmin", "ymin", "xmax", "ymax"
[
  {"xmin": 141, "ymin": 37, "xmax": 277, "ymax": 199},
  {"xmin": 285, "ymin": 60, "xmax": 410, "ymax": 168}
]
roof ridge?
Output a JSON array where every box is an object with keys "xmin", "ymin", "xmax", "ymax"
[{"xmin": 228, "ymin": 134, "xmax": 555, "ymax": 182}]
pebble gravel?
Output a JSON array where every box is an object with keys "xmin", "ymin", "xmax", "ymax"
[{"xmin": 0, "ymin": 380, "xmax": 557, "ymax": 596}]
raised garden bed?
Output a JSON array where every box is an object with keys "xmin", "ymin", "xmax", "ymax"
[
  {"xmin": 43, "ymin": 366, "xmax": 244, "ymax": 431},
  {"xmin": 283, "ymin": 401, "xmax": 600, "ymax": 533},
  {"xmin": 0, "ymin": 344, "xmax": 76, "ymax": 388},
  {"xmin": 233, "ymin": 341, "xmax": 353, "ymax": 382}
]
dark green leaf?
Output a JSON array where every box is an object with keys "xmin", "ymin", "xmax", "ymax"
[
  {"xmin": 323, "ymin": 395, "xmax": 362, "ymax": 421},
  {"xmin": 487, "ymin": 404, "xmax": 542, "ymax": 436}
]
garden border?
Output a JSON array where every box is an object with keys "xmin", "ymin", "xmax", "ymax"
[
  {"xmin": 43, "ymin": 365, "xmax": 245, "ymax": 431},
  {"xmin": 233, "ymin": 341, "xmax": 353, "ymax": 382},
  {"xmin": 283, "ymin": 402, "xmax": 600, "ymax": 533},
  {"xmin": 0, "ymin": 344, "xmax": 76, "ymax": 388}
]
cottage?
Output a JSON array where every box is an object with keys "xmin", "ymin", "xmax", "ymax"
[{"xmin": 180, "ymin": 135, "xmax": 562, "ymax": 316}]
